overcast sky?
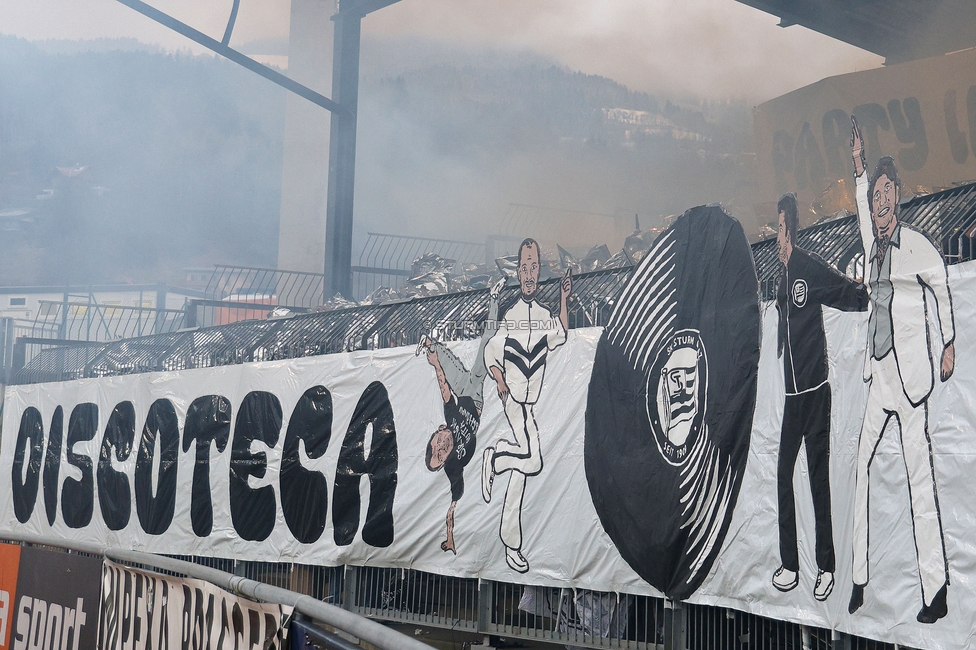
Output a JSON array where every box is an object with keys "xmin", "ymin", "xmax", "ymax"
[{"xmin": 2, "ymin": 0, "xmax": 882, "ymax": 101}]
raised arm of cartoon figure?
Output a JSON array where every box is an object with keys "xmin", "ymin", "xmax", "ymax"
[
  {"xmin": 851, "ymin": 117, "xmax": 866, "ymax": 178},
  {"xmin": 851, "ymin": 118, "xmax": 873, "ymax": 264},
  {"xmin": 559, "ymin": 268, "xmax": 573, "ymax": 333}
]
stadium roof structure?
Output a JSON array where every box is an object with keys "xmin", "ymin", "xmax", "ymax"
[
  {"xmin": 13, "ymin": 182, "xmax": 976, "ymax": 386},
  {"xmin": 734, "ymin": 0, "xmax": 976, "ymax": 64}
]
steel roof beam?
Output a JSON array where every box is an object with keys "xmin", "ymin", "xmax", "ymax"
[{"xmin": 115, "ymin": 0, "xmax": 347, "ymax": 116}]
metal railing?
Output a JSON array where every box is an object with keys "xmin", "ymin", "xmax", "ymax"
[
  {"xmin": 204, "ymin": 264, "xmax": 327, "ymax": 309},
  {"xmin": 753, "ymin": 180, "xmax": 976, "ymax": 300},
  {"xmin": 32, "ymin": 298, "xmax": 187, "ymax": 341},
  {"xmin": 10, "ymin": 267, "xmax": 632, "ymax": 385},
  {"xmin": 0, "ymin": 531, "xmax": 432, "ymax": 650},
  {"xmin": 0, "ymin": 529, "xmax": 915, "ymax": 650},
  {"xmin": 0, "ymin": 317, "xmax": 19, "ymax": 383},
  {"xmin": 337, "ymin": 566, "xmax": 912, "ymax": 649},
  {"xmin": 11, "ymin": 181, "xmax": 976, "ymax": 378},
  {"xmin": 352, "ymin": 232, "xmax": 488, "ymax": 300}
]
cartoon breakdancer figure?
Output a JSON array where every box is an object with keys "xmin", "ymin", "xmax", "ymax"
[
  {"xmin": 482, "ymin": 238, "xmax": 573, "ymax": 573},
  {"xmin": 421, "ymin": 278, "xmax": 504, "ymax": 553}
]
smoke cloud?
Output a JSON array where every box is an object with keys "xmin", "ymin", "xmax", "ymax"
[{"xmin": 3, "ymin": 0, "xmax": 881, "ymax": 101}]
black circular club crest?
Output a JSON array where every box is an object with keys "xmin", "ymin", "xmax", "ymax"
[
  {"xmin": 647, "ymin": 329, "xmax": 707, "ymax": 466},
  {"xmin": 791, "ymin": 278, "xmax": 808, "ymax": 308}
]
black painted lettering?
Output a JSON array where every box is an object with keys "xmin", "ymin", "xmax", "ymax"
[
  {"xmin": 62, "ymin": 403, "xmax": 97, "ymax": 528},
  {"xmin": 332, "ymin": 381, "xmax": 398, "ymax": 547},
  {"xmin": 98, "ymin": 401, "xmax": 135, "ymax": 531},
  {"xmin": 192, "ymin": 589, "xmax": 214, "ymax": 649},
  {"xmin": 12, "ymin": 407, "xmax": 44, "ymax": 523},
  {"xmin": 771, "ymin": 130, "xmax": 794, "ymax": 194},
  {"xmin": 793, "ymin": 122, "xmax": 825, "ymax": 191},
  {"xmin": 229, "ymin": 391, "xmax": 282, "ymax": 542},
  {"xmin": 887, "ymin": 97, "xmax": 928, "ymax": 171},
  {"xmin": 145, "ymin": 576, "xmax": 156, "ymax": 650},
  {"xmin": 159, "ymin": 580, "xmax": 170, "ymax": 650},
  {"xmin": 248, "ymin": 610, "xmax": 260, "ymax": 650},
  {"xmin": 280, "ymin": 386, "xmax": 332, "ymax": 543},
  {"xmin": 944, "ymin": 89, "xmax": 969, "ymax": 164},
  {"xmin": 852, "ymin": 103, "xmax": 889, "ymax": 166},
  {"xmin": 135, "ymin": 399, "xmax": 179, "ymax": 535},
  {"xmin": 181, "ymin": 585, "xmax": 193, "ymax": 650},
  {"xmin": 215, "ymin": 598, "xmax": 230, "ymax": 650},
  {"xmin": 967, "ymin": 85, "xmax": 976, "ymax": 162},
  {"xmin": 232, "ymin": 603, "xmax": 244, "ymax": 649},
  {"xmin": 134, "ymin": 573, "xmax": 144, "ymax": 648},
  {"xmin": 264, "ymin": 612, "xmax": 280, "ymax": 650},
  {"xmin": 122, "ymin": 569, "xmax": 133, "ymax": 648},
  {"xmin": 42, "ymin": 406, "xmax": 63, "ymax": 526},
  {"xmin": 182, "ymin": 395, "xmax": 232, "ymax": 537},
  {"xmin": 821, "ymin": 109, "xmax": 851, "ymax": 177}
]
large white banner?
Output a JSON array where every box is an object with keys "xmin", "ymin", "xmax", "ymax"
[
  {"xmin": 4, "ymin": 262, "xmax": 976, "ymax": 648},
  {"xmin": 0, "ymin": 328, "xmax": 643, "ymax": 591}
]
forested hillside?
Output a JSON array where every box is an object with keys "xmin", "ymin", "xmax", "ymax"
[{"xmin": 0, "ymin": 35, "xmax": 754, "ymax": 286}]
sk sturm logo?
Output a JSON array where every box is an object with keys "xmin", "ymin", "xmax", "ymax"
[
  {"xmin": 648, "ymin": 330, "xmax": 707, "ymax": 465},
  {"xmin": 791, "ymin": 278, "xmax": 808, "ymax": 308}
]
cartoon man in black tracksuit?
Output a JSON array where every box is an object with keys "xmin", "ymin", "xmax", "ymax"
[{"xmin": 771, "ymin": 193, "xmax": 867, "ymax": 601}]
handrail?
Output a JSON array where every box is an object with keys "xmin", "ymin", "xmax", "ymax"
[{"xmin": 0, "ymin": 531, "xmax": 433, "ymax": 650}]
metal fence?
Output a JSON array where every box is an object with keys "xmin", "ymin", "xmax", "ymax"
[
  {"xmin": 352, "ymin": 232, "xmax": 488, "ymax": 300},
  {"xmin": 10, "ymin": 266, "xmax": 631, "ymax": 385},
  {"xmin": 204, "ymin": 264, "xmax": 327, "ymax": 309},
  {"xmin": 32, "ymin": 297, "xmax": 187, "ymax": 340},
  {"xmin": 0, "ymin": 317, "xmax": 18, "ymax": 383},
  {"xmin": 0, "ymin": 529, "xmax": 916, "ymax": 650},
  {"xmin": 178, "ymin": 562, "xmax": 913, "ymax": 650},
  {"xmin": 0, "ymin": 532, "xmax": 432, "ymax": 650},
  {"xmin": 753, "ymin": 180, "xmax": 976, "ymax": 300}
]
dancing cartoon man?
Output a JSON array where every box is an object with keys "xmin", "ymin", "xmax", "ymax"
[
  {"xmin": 848, "ymin": 118, "xmax": 955, "ymax": 624},
  {"xmin": 482, "ymin": 238, "xmax": 573, "ymax": 573}
]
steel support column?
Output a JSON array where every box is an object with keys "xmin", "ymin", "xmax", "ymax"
[
  {"xmin": 114, "ymin": 0, "xmax": 401, "ymax": 302},
  {"xmin": 324, "ymin": 10, "xmax": 362, "ymax": 300}
]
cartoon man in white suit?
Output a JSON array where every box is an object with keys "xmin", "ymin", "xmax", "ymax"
[
  {"xmin": 482, "ymin": 238, "xmax": 573, "ymax": 573},
  {"xmin": 848, "ymin": 118, "xmax": 955, "ymax": 624}
]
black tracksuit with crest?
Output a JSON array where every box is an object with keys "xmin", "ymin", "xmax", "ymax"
[{"xmin": 775, "ymin": 247, "xmax": 867, "ymax": 573}]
